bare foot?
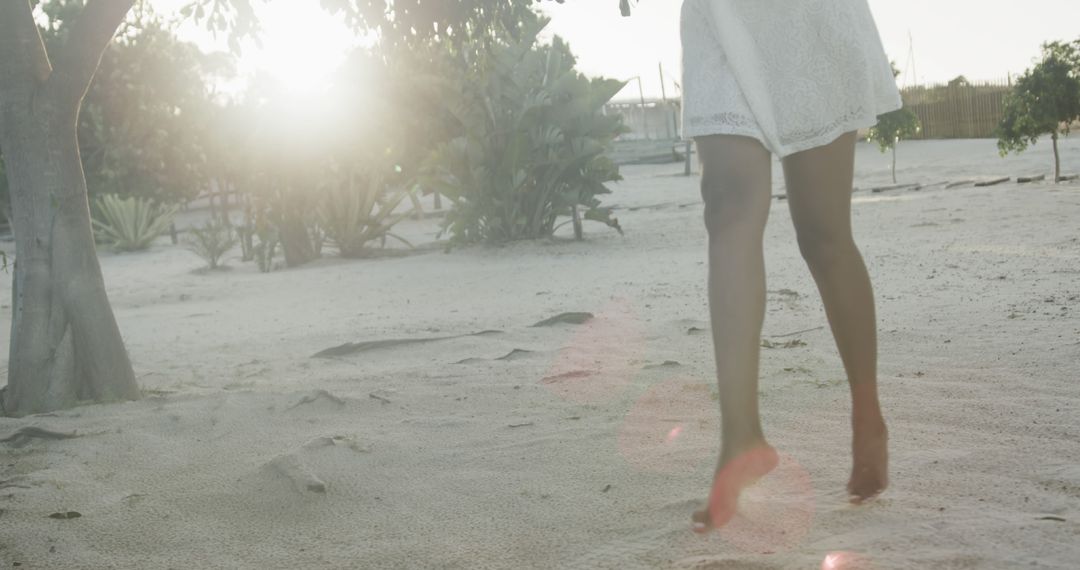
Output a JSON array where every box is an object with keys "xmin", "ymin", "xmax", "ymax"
[
  {"xmin": 692, "ymin": 443, "xmax": 780, "ymax": 533},
  {"xmin": 848, "ymin": 418, "xmax": 888, "ymax": 503}
]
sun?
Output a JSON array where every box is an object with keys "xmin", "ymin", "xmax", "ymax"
[{"xmin": 238, "ymin": 3, "xmax": 356, "ymax": 95}]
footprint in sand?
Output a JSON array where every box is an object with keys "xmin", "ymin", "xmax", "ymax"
[{"xmin": 258, "ymin": 435, "xmax": 370, "ymax": 495}]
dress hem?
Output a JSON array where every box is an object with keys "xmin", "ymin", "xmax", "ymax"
[{"xmin": 683, "ymin": 104, "xmax": 901, "ymax": 158}]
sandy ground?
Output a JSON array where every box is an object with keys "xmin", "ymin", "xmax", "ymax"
[{"xmin": 1, "ymin": 137, "xmax": 1079, "ymax": 569}]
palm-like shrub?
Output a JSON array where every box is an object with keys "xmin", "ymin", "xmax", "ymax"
[
  {"xmin": 319, "ymin": 172, "xmax": 415, "ymax": 257},
  {"xmin": 422, "ymin": 21, "xmax": 627, "ymax": 244},
  {"xmin": 92, "ymin": 194, "xmax": 179, "ymax": 252},
  {"xmin": 186, "ymin": 219, "xmax": 237, "ymax": 269}
]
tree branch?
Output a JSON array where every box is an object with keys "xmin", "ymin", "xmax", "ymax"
[
  {"xmin": 44, "ymin": 0, "xmax": 135, "ymax": 108},
  {"xmin": 0, "ymin": 1, "xmax": 53, "ymax": 96}
]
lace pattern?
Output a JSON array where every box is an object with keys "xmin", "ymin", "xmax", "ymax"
[{"xmin": 681, "ymin": 0, "xmax": 902, "ymax": 157}]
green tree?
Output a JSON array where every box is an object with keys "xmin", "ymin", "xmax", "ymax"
[
  {"xmin": 327, "ymin": 0, "xmax": 554, "ymax": 212},
  {"xmin": 0, "ymin": 0, "xmax": 278, "ymax": 414},
  {"xmin": 868, "ymin": 109, "xmax": 920, "ymax": 184},
  {"xmin": 0, "ymin": 0, "xmax": 150, "ymax": 417},
  {"xmin": 997, "ymin": 40, "xmax": 1080, "ymax": 183},
  {"xmin": 222, "ymin": 2, "xmax": 552, "ymax": 268},
  {"xmin": 868, "ymin": 62, "xmax": 921, "ymax": 183},
  {"xmin": 227, "ymin": 1, "xmax": 563, "ymax": 267},
  {"xmin": 0, "ymin": 0, "xmax": 560, "ymax": 415},
  {"xmin": 34, "ymin": 1, "xmax": 227, "ymax": 209},
  {"xmin": 324, "ymin": 0, "xmax": 546, "ymax": 52},
  {"xmin": 77, "ymin": 21, "xmax": 224, "ymax": 203}
]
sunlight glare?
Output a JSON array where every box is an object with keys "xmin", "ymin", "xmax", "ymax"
[
  {"xmin": 240, "ymin": 3, "xmax": 355, "ymax": 95},
  {"xmin": 822, "ymin": 551, "xmax": 873, "ymax": 569}
]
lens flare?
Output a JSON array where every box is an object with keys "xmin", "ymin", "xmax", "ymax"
[
  {"xmin": 618, "ymin": 375, "xmax": 718, "ymax": 473},
  {"xmin": 715, "ymin": 451, "xmax": 816, "ymax": 554},
  {"xmin": 665, "ymin": 425, "xmax": 684, "ymax": 444},
  {"xmin": 822, "ymin": 551, "xmax": 874, "ymax": 569},
  {"xmin": 540, "ymin": 297, "xmax": 644, "ymax": 405}
]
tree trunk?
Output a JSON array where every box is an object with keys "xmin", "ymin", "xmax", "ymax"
[
  {"xmin": 0, "ymin": 96, "xmax": 139, "ymax": 417},
  {"xmin": 891, "ymin": 142, "xmax": 898, "ymax": 184},
  {"xmin": 0, "ymin": 0, "xmax": 139, "ymax": 416},
  {"xmin": 208, "ymin": 185, "xmax": 218, "ymax": 221},
  {"xmin": 278, "ymin": 185, "xmax": 316, "ymax": 268},
  {"xmin": 240, "ymin": 192, "xmax": 255, "ymax": 262},
  {"xmin": 572, "ymin": 204, "xmax": 583, "ymax": 241},
  {"xmin": 684, "ymin": 141, "xmax": 693, "ymax": 176},
  {"xmin": 220, "ymin": 181, "xmax": 230, "ymax": 218},
  {"xmin": 1052, "ymin": 131, "xmax": 1061, "ymax": 183}
]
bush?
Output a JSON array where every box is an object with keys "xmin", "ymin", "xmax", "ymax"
[
  {"xmin": 422, "ymin": 20, "xmax": 626, "ymax": 244},
  {"xmin": 91, "ymin": 194, "xmax": 178, "ymax": 252},
  {"xmin": 185, "ymin": 219, "xmax": 238, "ymax": 269}
]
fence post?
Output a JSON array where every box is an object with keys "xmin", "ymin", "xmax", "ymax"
[{"xmin": 684, "ymin": 141, "xmax": 692, "ymax": 176}]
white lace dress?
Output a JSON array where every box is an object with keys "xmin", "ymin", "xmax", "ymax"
[{"xmin": 681, "ymin": 0, "xmax": 902, "ymax": 157}]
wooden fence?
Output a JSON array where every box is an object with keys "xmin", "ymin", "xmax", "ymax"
[
  {"xmin": 610, "ymin": 78, "xmax": 1029, "ymax": 141},
  {"xmin": 900, "ymin": 78, "xmax": 1013, "ymax": 139}
]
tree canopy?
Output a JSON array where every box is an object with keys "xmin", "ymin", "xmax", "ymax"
[
  {"xmin": 997, "ymin": 40, "xmax": 1080, "ymax": 181},
  {"xmin": 0, "ymin": 0, "xmax": 626, "ymax": 416}
]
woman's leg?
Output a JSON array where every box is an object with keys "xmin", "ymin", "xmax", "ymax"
[
  {"xmin": 780, "ymin": 131, "xmax": 888, "ymax": 502},
  {"xmin": 693, "ymin": 134, "xmax": 780, "ymax": 531}
]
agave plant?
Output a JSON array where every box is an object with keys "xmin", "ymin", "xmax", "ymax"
[
  {"xmin": 92, "ymin": 194, "xmax": 179, "ymax": 252},
  {"xmin": 319, "ymin": 171, "xmax": 415, "ymax": 257},
  {"xmin": 421, "ymin": 19, "xmax": 627, "ymax": 244}
]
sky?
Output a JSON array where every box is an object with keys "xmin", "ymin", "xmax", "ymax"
[{"xmin": 152, "ymin": 0, "xmax": 1080, "ymax": 102}]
